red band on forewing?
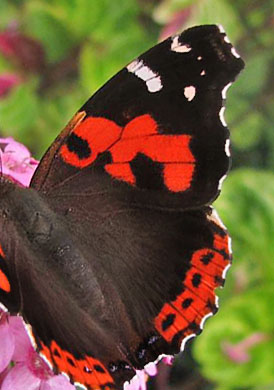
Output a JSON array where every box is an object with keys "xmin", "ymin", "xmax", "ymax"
[
  {"xmin": 163, "ymin": 163, "xmax": 194, "ymax": 192},
  {"xmin": 60, "ymin": 117, "xmax": 122, "ymax": 168},
  {"xmin": 105, "ymin": 163, "xmax": 136, "ymax": 185},
  {"xmin": 60, "ymin": 113, "xmax": 196, "ymax": 192}
]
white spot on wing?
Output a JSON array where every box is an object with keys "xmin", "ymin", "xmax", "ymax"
[
  {"xmin": 146, "ymin": 77, "xmax": 162, "ymax": 93},
  {"xmin": 22, "ymin": 321, "xmax": 37, "ymax": 349},
  {"xmin": 0, "ymin": 302, "xmax": 8, "ymax": 312},
  {"xmin": 200, "ymin": 312, "xmax": 213, "ymax": 329},
  {"xmin": 225, "ymin": 138, "xmax": 231, "ymax": 157},
  {"xmin": 219, "ymin": 106, "xmax": 227, "ymax": 127},
  {"xmin": 207, "ymin": 207, "xmax": 227, "ymax": 230},
  {"xmin": 184, "ymin": 86, "xmax": 196, "ymax": 101},
  {"xmin": 218, "ymin": 173, "xmax": 227, "ymax": 190},
  {"xmin": 180, "ymin": 333, "xmax": 196, "ymax": 351},
  {"xmin": 222, "ymin": 82, "xmax": 232, "ymax": 99},
  {"xmin": 171, "ymin": 36, "xmax": 191, "ymax": 53},
  {"xmin": 200, "ymin": 70, "xmax": 206, "ymax": 76},
  {"xmin": 127, "ymin": 59, "xmax": 162, "ymax": 93},
  {"xmin": 222, "ymin": 262, "xmax": 232, "ymax": 279},
  {"xmin": 218, "ymin": 24, "xmax": 226, "ymax": 34},
  {"xmin": 217, "ymin": 25, "xmax": 241, "ymax": 59},
  {"xmin": 127, "ymin": 59, "xmax": 143, "ymax": 73},
  {"xmin": 40, "ymin": 352, "xmax": 53, "ymax": 370},
  {"xmin": 75, "ymin": 383, "xmax": 87, "ymax": 390},
  {"xmin": 197, "ymin": 56, "xmax": 202, "ymax": 61},
  {"xmin": 231, "ymin": 46, "xmax": 241, "ymax": 58}
]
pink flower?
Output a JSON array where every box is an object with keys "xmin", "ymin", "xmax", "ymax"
[
  {"xmin": 0, "ymin": 312, "xmax": 74, "ymax": 390},
  {"xmin": 159, "ymin": 8, "xmax": 192, "ymax": 41},
  {"xmin": 0, "ymin": 29, "xmax": 46, "ymax": 73},
  {"xmin": 0, "ymin": 137, "xmax": 39, "ymax": 187},
  {"xmin": 222, "ymin": 333, "xmax": 268, "ymax": 364},
  {"xmin": 0, "ymin": 74, "xmax": 20, "ymax": 98}
]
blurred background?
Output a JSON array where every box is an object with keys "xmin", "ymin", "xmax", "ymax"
[{"xmin": 0, "ymin": 0, "xmax": 273, "ymax": 389}]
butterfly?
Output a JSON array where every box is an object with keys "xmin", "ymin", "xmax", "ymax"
[{"xmin": 0, "ymin": 24, "xmax": 244, "ymax": 390}]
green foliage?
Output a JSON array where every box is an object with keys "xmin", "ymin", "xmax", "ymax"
[
  {"xmin": 0, "ymin": 1, "xmax": 273, "ymax": 389},
  {"xmin": 193, "ymin": 169, "xmax": 274, "ymax": 389}
]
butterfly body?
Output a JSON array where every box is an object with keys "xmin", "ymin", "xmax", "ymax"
[{"xmin": 0, "ymin": 25, "xmax": 244, "ymax": 390}]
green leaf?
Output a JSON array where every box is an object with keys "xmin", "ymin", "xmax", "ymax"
[
  {"xmin": 193, "ymin": 287, "xmax": 274, "ymax": 388},
  {"xmin": 231, "ymin": 110, "xmax": 262, "ymax": 149},
  {"xmin": 24, "ymin": 3, "xmax": 74, "ymax": 63},
  {"xmin": 0, "ymin": 84, "xmax": 39, "ymax": 136},
  {"xmin": 215, "ymin": 169, "xmax": 274, "ymax": 286}
]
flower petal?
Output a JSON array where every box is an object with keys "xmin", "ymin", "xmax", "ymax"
[
  {"xmin": 0, "ymin": 315, "xmax": 15, "ymax": 373},
  {"xmin": 10, "ymin": 316, "xmax": 33, "ymax": 362},
  {"xmin": 0, "ymin": 137, "xmax": 39, "ymax": 186},
  {"xmin": 1, "ymin": 363, "xmax": 41, "ymax": 390},
  {"xmin": 40, "ymin": 374, "xmax": 76, "ymax": 390}
]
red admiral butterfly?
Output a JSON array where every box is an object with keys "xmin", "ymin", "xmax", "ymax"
[{"xmin": 0, "ymin": 25, "xmax": 244, "ymax": 390}]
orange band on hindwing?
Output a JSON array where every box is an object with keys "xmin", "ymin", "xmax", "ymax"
[
  {"xmin": 0, "ymin": 244, "xmax": 10, "ymax": 293},
  {"xmin": 154, "ymin": 230, "xmax": 231, "ymax": 345},
  {"xmin": 39, "ymin": 341, "xmax": 115, "ymax": 390}
]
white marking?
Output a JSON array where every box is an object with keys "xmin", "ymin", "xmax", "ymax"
[
  {"xmin": 222, "ymin": 82, "xmax": 232, "ymax": 99},
  {"xmin": 225, "ymin": 138, "xmax": 231, "ymax": 157},
  {"xmin": 231, "ymin": 46, "xmax": 241, "ymax": 58},
  {"xmin": 180, "ymin": 333, "xmax": 196, "ymax": 351},
  {"xmin": 184, "ymin": 86, "xmax": 196, "ymax": 101},
  {"xmin": 75, "ymin": 383, "xmax": 87, "ymax": 390},
  {"xmin": 215, "ymin": 295, "xmax": 220, "ymax": 309},
  {"xmin": 208, "ymin": 207, "xmax": 227, "ymax": 230},
  {"xmin": 197, "ymin": 56, "xmax": 202, "ymax": 61},
  {"xmin": 171, "ymin": 36, "xmax": 191, "ymax": 53},
  {"xmin": 228, "ymin": 235, "xmax": 232, "ymax": 255},
  {"xmin": 200, "ymin": 312, "xmax": 213, "ymax": 329},
  {"xmin": 222, "ymin": 262, "xmax": 232, "ymax": 280},
  {"xmin": 146, "ymin": 77, "xmax": 162, "ymax": 93},
  {"xmin": 0, "ymin": 302, "xmax": 8, "ymax": 312},
  {"xmin": 127, "ymin": 59, "xmax": 143, "ymax": 73},
  {"xmin": 61, "ymin": 371, "xmax": 70, "ymax": 381},
  {"xmin": 127, "ymin": 59, "xmax": 162, "ymax": 93},
  {"xmin": 40, "ymin": 352, "xmax": 53, "ymax": 370},
  {"xmin": 217, "ymin": 25, "xmax": 241, "ymax": 59},
  {"xmin": 23, "ymin": 321, "xmax": 37, "ymax": 349},
  {"xmin": 200, "ymin": 70, "xmax": 206, "ymax": 76},
  {"xmin": 219, "ymin": 106, "xmax": 227, "ymax": 127},
  {"xmin": 218, "ymin": 173, "xmax": 227, "ymax": 190},
  {"xmin": 145, "ymin": 362, "xmax": 157, "ymax": 376},
  {"xmin": 218, "ymin": 24, "xmax": 226, "ymax": 34}
]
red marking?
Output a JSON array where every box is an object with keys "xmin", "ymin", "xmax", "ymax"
[
  {"xmin": 60, "ymin": 117, "xmax": 122, "ymax": 168},
  {"xmin": 105, "ymin": 163, "xmax": 136, "ymax": 185},
  {"xmin": 40, "ymin": 340, "xmax": 115, "ymax": 390},
  {"xmin": 0, "ymin": 269, "xmax": 10, "ymax": 293},
  {"xmin": 0, "ymin": 244, "xmax": 5, "ymax": 258},
  {"xmin": 163, "ymin": 163, "xmax": 194, "ymax": 192},
  {"xmin": 60, "ymin": 113, "xmax": 195, "ymax": 192},
  {"xmin": 154, "ymin": 231, "xmax": 231, "ymax": 344}
]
